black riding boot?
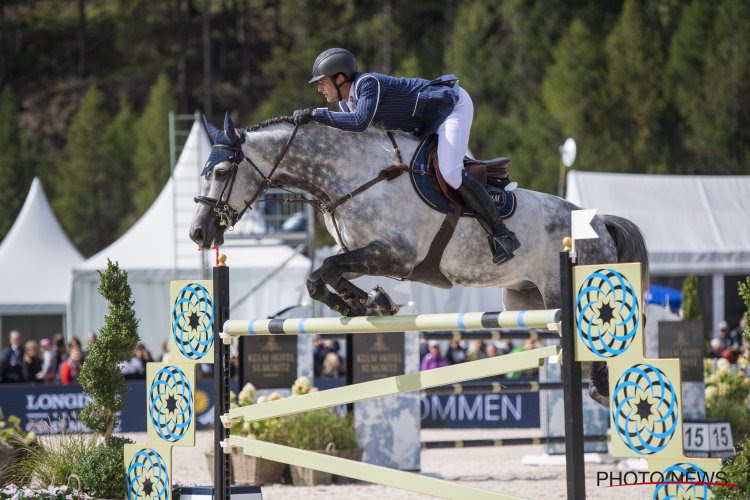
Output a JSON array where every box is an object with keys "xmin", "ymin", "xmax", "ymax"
[{"xmin": 456, "ymin": 171, "xmax": 520, "ymax": 264}]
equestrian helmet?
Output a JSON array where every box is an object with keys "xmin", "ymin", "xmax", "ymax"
[{"xmin": 309, "ymin": 48, "xmax": 358, "ymax": 83}]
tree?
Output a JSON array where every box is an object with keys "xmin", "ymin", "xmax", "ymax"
[
  {"xmin": 604, "ymin": 0, "xmax": 672, "ymax": 173},
  {"xmin": 104, "ymin": 101, "xmax": 137, "ymax": 234},
  {"xmin": 52, "ymin": 86, "xmax": 113, "ymax": 256},
  {"xmin": 0, "ymin": 86, "xmax": 33, "ymax": 238},
  {"xmin": 681, "ymin": 273, "xmax": 701, "ymax": 321},
  {"xmin": 78, "ymin": 260, "xmax": 139, "ymax": 445},
  {"xmin": 130, "ymin": 73, "xmax": 176, "ymax": 217}
]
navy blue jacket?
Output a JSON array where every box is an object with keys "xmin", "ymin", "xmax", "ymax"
[{"xmin": 313, "ymin": 72, "xmax": 460, "ymax": 137}]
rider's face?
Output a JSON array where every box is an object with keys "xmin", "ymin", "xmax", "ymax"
[{"xmin": 317, "ymin": 76, "xmax": 339, "ymax": 103}]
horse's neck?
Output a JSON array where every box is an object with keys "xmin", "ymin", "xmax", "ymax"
[{"xmin": 244, "ymin": 124, "xmax": 418, "ymax": 202}]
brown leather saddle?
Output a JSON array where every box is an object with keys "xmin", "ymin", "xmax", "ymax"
[
  {"xmin": 406, "ymin": 138, "xmax": 514, "ymax": 288},
  {"xmin": 427, "ymin": 144, "xmax": 511, "ymax": 206}
]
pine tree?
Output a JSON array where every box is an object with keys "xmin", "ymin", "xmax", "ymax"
[
  {"xmin": 78, "ymin": 260, "xmax": 140, "ymax": 444},
  {"xmin": 131, "ymin": 73, "xmax": 176, "ymax": 217},
  {"xmin": 681, "ymin": 274, "xmax": 701, "ymax": 321},
  {"xmin": 103, "ymin": 100, "xmax": 136, "ymax": 234},
  {"xmin": 52, "ymin": 86, "xmax": 112, "ymax": 256},
  {"xmin": 0, "ymin": 87, "xmax": 33, "ymax": 238}
]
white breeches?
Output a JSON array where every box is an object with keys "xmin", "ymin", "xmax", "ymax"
[{"xmin": 437, "ymin": 86, "xmax": 474, "ymax": 189}]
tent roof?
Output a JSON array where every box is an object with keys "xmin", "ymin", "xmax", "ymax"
[
  {"xmin": 0, "ymin": 178, "xmax": 83, "ymax": 312},
  {"xmin": 78, "ymin": 119, "xmax": 309, "ymax": 271},
  {"xmin": 566, "ymin": 170, "xmax": 750, "ymax": 274}
]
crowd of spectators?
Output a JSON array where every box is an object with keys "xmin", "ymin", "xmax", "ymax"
[
  {"xmin": 419, "ymin": 337, "xmax": 542, "ymax": 378},
  {"xmin": 709, "ymin": 318, "xmax": 747, "ymax": 364},
  {"xmin": 0, "ymin": 329, "xmax": 161, "ymax": 384}
]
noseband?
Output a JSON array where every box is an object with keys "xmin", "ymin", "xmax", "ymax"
[{"xmin": 194, "ymin": 124, "xmax": 300, "ymax": 228}]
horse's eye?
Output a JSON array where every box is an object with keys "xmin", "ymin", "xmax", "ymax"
[{"xmin": 215, "ymin": 168, "xmax": 229, "ymax": 178}]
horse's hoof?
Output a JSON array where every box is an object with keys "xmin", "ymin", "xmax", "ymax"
[{"xmin": 365, "ymin": 286, "xmax": 399, "ymax": 316}]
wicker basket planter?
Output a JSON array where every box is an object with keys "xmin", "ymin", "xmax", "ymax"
[
  {"xmin": 230, "ymin": 448, "xmax": 285, "ymax": 485},
  {"xmin": 290, "ymin": 445, "xmax": 363, "ymax": 486},
  {"xmin": 205, "ymin": 449, "xmax": 285, "ymax": 485}
]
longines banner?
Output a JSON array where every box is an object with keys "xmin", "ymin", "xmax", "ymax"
[{"xmin": 0, "ymin": 380, "xmax": 237, "ymax": 434}]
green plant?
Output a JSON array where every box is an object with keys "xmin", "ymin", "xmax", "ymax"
[
  {"xmin": 6, "ymin": 421, "xmax": 96, "ymax": 488},
  {"xmin": 713, "ymin": 437, "xmax": 750, "ymax": 499},
  {"xmin": 738, "ymin": 277, "xmax": 750, "ymax": 352},
  {"xmin": 72, "ymin": 436, "xmax": 133, "ymax": 499},
  {"xmin": 681, "ymin": 273, "xmax": 701, "ymax": 321},
  {"xmin": 278, "ymin": 409, "xmax": 358, "ymax": 451},
  {"xmin": 705, "ymin": 362, "xmax": 750, "ymax": 443},
  {"xmin": 78, "ymin": 260, "xmax": 140, "ymax": 445},
  {"xmin": 0, "ymin": 410, "xmax": 34, "ymax": 448}
]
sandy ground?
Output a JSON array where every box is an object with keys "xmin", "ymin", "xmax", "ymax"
[{"xmin": 123, "ymin": 429, "xmax": 655, "ymax": 499}]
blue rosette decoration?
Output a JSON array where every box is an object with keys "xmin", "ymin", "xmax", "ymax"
[
  {"xmin": 612, "ymin": 363, "xmax": 678, "ymax": 455},
  {"xmin": 653, "ymin": 462, "xmax": 711, "ymax": 500},
  {"xmin": 575, "ymin": 267, "xmax": 640, "ymax": 358},
  {"xmin": 127, "ymin": 448, "xmax": 170, "ymax": 499},
  {"xmin": 149, "ymin": 365, "xmax": 193, "ymax": 443},
  {"xmin": 171, "ymin": 282, "xmax": 213, "ymax": 360}
]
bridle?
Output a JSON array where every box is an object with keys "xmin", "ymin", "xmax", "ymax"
[{"xmin": 194, "ymin": 124, "xmax": 300, "ymax": 228}]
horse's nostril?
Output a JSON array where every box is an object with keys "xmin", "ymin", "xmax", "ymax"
[{"xmin": 192, "ymin": 228, "xmax": 203, "ymax": 241}]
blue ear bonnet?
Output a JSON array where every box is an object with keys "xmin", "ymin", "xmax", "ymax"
[{"xmin": 201, "ymin": 129, "xmax": 246, "ymax": 176}]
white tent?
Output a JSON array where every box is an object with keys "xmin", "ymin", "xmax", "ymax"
[
  {"xmin": 566, "ymin": 170, "xmax": 750, "ymax": 328},
  {"xmin": 0, "ymin": 178, "xmax": 83, "ymax": 314},
  {"xmin": 70, "ymin": 120, "xmax": 311, "ymax": 353},
  {"xmin": 0, "ymin": 178, "xmax": 83, "ymax": 340}
]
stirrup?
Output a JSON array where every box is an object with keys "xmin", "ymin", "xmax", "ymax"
[{"xmin": 489, "ymin": 234, "xmax": 520, "ymax": 265}]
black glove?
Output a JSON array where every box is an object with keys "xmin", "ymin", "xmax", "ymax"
[{"xmin": 293, "ymin": 108, "xmax": 314, "ymax": 125}]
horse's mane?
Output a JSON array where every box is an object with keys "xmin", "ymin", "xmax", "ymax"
[{"xmin": 248, "ymin": 116, "xmax": 294, "ymax": 131}]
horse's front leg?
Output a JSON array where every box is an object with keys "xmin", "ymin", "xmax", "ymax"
[{"xmin": 311, "ymin": 241, "xmax": 409, "ymax": 317}]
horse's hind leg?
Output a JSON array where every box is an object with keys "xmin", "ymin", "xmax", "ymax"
[{"xmin": 309, "ymin": 241, "xmax": 408, "ymax": 317}]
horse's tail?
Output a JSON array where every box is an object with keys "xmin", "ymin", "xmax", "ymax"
[{"xmin": 601, "ymin": 214, "xmax": 649, "ymax": 290}]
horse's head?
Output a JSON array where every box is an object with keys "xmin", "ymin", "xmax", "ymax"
[{"xmin": 190, "ymin": 112, "xmax": 258, "ymax": 248}]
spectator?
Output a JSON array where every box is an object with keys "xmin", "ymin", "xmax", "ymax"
[
  {"xmin": 122, "ymin": 344, "xmax": 149, "ymax": 379},
  {"xmin": 708, "ymin": 338, "xmax": 724, "ymax": 359},
  {"xmin": 729, "ymin": 318, "xmax": 746, "ymax": 348},
  {"xmin": 313, "ymin": 336, "xmax": 340, "ymax": 377},
  {"xmin": 60, "ymin": 347, "xmax": 83, "ymax": 384},
  {"xmin": 0, "ymin": 330, "xmax": 25, "ymax": 383},
  {"xmin": 321, "ymin": 352, "xmax": 344, "ymax": 379},
  {"xmin": 497, "ymin": 339, "xmax": 513, "ymax": 355},
  {"xmin": 445, "ymin": 339, "xmax": 466, "ymax": 364},
  {"xmin": 717, "ymin": 321, "xmax": 733, "ymax": 349},
  {"xmin": 37, "ymin": 338, "xmax": 56, "ymax": 383},
  {"xmin": 465, "ymin": 340, "xmax": 486, "ymax": 361},
  {"xmin": 136, "ymin": 343, "xmax": 154, "ymax": 364},
  {"xmin": 22, "ymin": 340, "xmax": 43, "ymax": 383},
  {"xmin": 50, "ymin": 333, "xmax": 68, "ymax": 381},
  {"xmin": 68, "ymin": 337, "xmax": 83, "ymax": 361},
  {"xmin": 421, "ymin": 341, "xmax": 447, "ymax": 371},
  {"xmin": 486, "ymin": 342, "xmax": 498, "ymax": 358},
  {"xmin": 419, "ymin": 338, "xmax": 429, "ymax": 361},
  {"xmin": 159, "ymin": 340, "xmax": 171, "ymax": 363},
  {"xmin": 84, "ymin": 332, "xmax": 97, "ymax": 357}
]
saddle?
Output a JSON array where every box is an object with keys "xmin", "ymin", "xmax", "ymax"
[{"xmin": 406, "ymin": 134, "xmax": 517, "ymax": 288}]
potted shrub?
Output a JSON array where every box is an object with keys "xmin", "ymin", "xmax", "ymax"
[
  {"xmin": 278, "ymin": 377, "xmax": 361, "ymax": 486},
  {"xmin": 0, "ymin": 410, "xmax": 35, "ymax": 487}
]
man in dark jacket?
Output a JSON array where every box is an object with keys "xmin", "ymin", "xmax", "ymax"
[
  {"xmin": 293, "ymin": 48, "xmax": 520, "ymax": 264},
  {"xmin": 0, "ymin": 330, "xmax": 25, "ymax": 383}
]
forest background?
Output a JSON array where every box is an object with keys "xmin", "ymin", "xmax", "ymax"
[{"xmin": 1, "ymin": 0, "xmax": 748, "ymax": 256}]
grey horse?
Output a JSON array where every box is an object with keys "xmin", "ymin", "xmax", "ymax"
[{"xmin": 190, "ymin": 114, "xmax": 649, "ymax": 405}]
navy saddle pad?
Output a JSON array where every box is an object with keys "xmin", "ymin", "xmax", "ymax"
[{"xmin": 408, "ymin": 135, "xmax": 516, "ymax": 219}]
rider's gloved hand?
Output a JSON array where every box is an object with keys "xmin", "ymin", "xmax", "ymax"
[{"xmin": 293, "ymin": 108, "xmax": 314, "ymax": 125}]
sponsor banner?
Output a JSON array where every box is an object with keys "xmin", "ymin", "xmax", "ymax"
[
  {"xmin": 420, "ymin": 392, "xmax": 540, "ymax": 428},
  {"xmin": 0, "ymin": 379, "xmax": 236, "ymax": 434}
]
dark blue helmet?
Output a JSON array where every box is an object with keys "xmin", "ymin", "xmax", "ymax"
[{"xmin": 309, "ymin": 48, "xmax": 358, "ymax": 84}]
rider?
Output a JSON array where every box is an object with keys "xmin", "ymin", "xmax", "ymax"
[{"xmin": 293, "ymin": 48, "xmax": 520, "ymax": 264}]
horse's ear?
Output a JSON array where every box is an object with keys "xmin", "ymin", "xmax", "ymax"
[
  {"xmin": 223, "ymin": 112, "xmax": 235, "ymax": 133},
  {"xmin": 202, "ymin": 115, "xmax": 220, "ymax": 143}
]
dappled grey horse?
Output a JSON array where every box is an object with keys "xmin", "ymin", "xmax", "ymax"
[{"xmin": 190, "ymin": 114, "xmax": 649, "ymax": 406}]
